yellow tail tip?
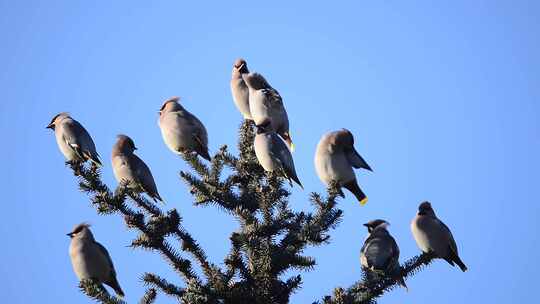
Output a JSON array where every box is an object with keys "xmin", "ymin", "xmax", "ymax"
[
  {"xmin": 359, "ymin": 197, "xmax": 368, "ymax": 205},
  {"xmin": 289, "ymin": 142, "xmax": 295, "ymax": 152}
]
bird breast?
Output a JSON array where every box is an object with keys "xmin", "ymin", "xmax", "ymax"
[
  {"xmin": 411, "ymin": 216, "xmax": 451, "ymax": 256},
  {"xmin": 112, "ymin": 155, "xmax": 138, "ymax": 188},
  {"xmin": 69, "ymin": 240, "xmax": 110, "ymax": 281},
  {"xmin": 159, "ymin": 113, "xmax": 197, "ymax": 151},
  {"xmin": 254, "ymin": 134, "xmax": 279, "ymax": 172},
  {"xmin": 231, "ymin": 78, "xmax": 251, "ymax": 119},
  {"xmin": 315, "ymin": 149, "xmax": 355, "ymax": 185},
  {"xmin": 55, "ymin": 124, "xmax": 79, "ymax": 161},
  {"xmin": 249, "ymin": 90, "xmax": 271, "ymax": 125}
]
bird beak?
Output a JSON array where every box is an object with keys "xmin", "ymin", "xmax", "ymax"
[
  {"xmin": 46, "ymin": 123, "xmax": 54, "ymax": 129},
  {"xmin": 363, "ymin": 223, "xmax": 370, "ymax": 227},
  {"xmin": 134, "ymin": 147, "xmax": 138, "ymax": 150},
  {"xmin": 66, "ymin": 232, "xmax": 74, "ymax": 237}
]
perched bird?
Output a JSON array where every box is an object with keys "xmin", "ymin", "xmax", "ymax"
[
  {"xmin": 243, "ymin": 72, "xmax": 294, "ymax": 151},
  {"xmin": 230, "ymin": 58, "xmax": 252, "ymax": 120},
  {"xmin": 68, "ymin": 223, "xmax": 124, "ymax": 297},
  {"xmin": 112, "ymin": 135, "xmax": 163, "ymax": 203},
  {"xmin": 314, "ymin": 129, "xmax": 372, "ymax": 205},
  {"xmin": 254, "ymin": 119, "xmax": 302, "ymax": 188},
  {"xmin": 411, "ymin": 201, "xmax": 468, "ymax": 272},
  {"xmin": 361, "ymin": 219, "xmax": 407, "ymax": 290},
  {"xmin": 46, "ymin": 112, "xmax": 102, "ymax": 166},
  {"xmin": 158, "ymin": 97, "xmax": 211, "ymax": 161}
]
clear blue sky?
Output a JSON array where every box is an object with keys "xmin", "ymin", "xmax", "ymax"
[{"xmin": 1, "ymin": 1, "xmax": 538, "ymax": 303}]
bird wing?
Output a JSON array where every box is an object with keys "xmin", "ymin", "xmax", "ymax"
[
  {"xmin": 362, "ymin": 233, "xmax": 395, "ymax": 270},
  {"xmin": 170, "ymin": 111, "xmax": 208, "ymax": 146},
  {"xmin": 131, "ymin": 154, "xmax": 159, "ymax": 197},
  {"xmin": 261, "ymin": 87, "xmax": 283, "ymax": 107},
  {"xmin": 269, "ymin": 133, "xmax": 292, "ymax": 168},
  {"xmin": 346, "ymin": 147, "xmax": 372, "ymax": 171},
  {"xmin": 438, "ymin": 219, "xmax": 459, "ymax": 254},
  {"xmin": 387, "ymin": 235, "xmax": 401, "ymax": 271},
  {"xmin": 95, "ymin": 241, "xmax": 117, "ymax": 277},
  {"xmin": 61, "ymin": 120, "xmax": 93, "ymax": 158},
  {"xmin": 269, "ymin": 133, "xmax": 301, "ymax": 187}
]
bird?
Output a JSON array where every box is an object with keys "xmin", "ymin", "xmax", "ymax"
[
  {"xmin": 158, "ymin": 97, "xmax": 211, "ymax": 161},
  {"xmin": 254, "ymin": 119, "xmax": 302, "ymax": 188},
  {"xmin": 411, "ymin": 201, "xmax": 468, "ymax": 272},
  {"xmin": 314, "ymin": 129, "xmax": 372, "ymax": 205},
  {"xmin": 361, "ymin": 219, "xmax": 407, "ymax": 290},
  {"xmin": 46, "ymin": 112, "xmax": 102, "ymax": 166},
  {"xmin": 242, "ymin": 72, "xmax": 294, "ymax": 151},
  {"xmin": 112, "ymin": 134, "xmax": 163, "ymax": 203},
  {"xmin": 230, "ymin": 58, "xmax": 252, "ymax": 120},
  {"xmin": 68, "ymin": 223, "xmax": 124, "ymax": 297}
]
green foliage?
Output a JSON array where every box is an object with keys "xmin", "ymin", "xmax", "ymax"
[
  {"xmin": 65, "ymin": 120, "xmax": 435, "ymax": 303},
  {"xmin": 79, "ymin": 279, "xmax": 125, "ymax": 304}
]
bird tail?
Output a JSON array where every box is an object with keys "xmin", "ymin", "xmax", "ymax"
[
  {"xmin": 343, "ymin": 180, "xmax": 368, "ymax": 205},
  {"xmin": 397, "ymin": 277, "xmax": 408, "ymax": 291},
  {"xmin": 197, "ymin": 148, "xmax": 212, "ymax": 161},
  {"xmin": 84, "ymin": 151, "xmax": 102, "ymax": 167},
  {"xmin": 337, "ymin": 187, "xmax": 345, "ymax": 198},
  {"xmin": 450, "ymin": 251, "xmax": 468, "ymax": 272},
  {"xmin": 284, "ymin": 167, "xmax": 303, "ymax": 189},
  {"xmin": 193, "ymin": 136, "xmax": 212, "ymax": 161},
  {"xmin": 106, "ymin": 277, "xmax": 125, "ymax": 297},
  {"xmin": 153, "ymin": 193, "xmax": 165, "ymax": 204}
]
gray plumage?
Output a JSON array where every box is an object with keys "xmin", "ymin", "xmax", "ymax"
[
  {"xmin": 112, "ymin": 135, "xmax": 163, "ymax": 203},
  {"xmin": 47, "ymin": 113, "xmax": 102, "ymax": 166},
  {"xmin": 411, "ymin": 201, "xmax": 467, "ymax": 272},
  {"xmin": 230, "ymin": 58, "xmax": 252, "ymax": 120},
  {"xmin": 243, "ymin": 72, "xmax": 294, "ymax": 150},
  {"xmin": 254, "ymin": 120, "xmax": 302, "ymax": 188},
  {"xmin": 158, "ymin": 97, "xmax": 211, "ymax": 161},
  {"xmin": 360, "ymin": 220, "xmax": 407, "ymax": 290},
  {"xmin": 314, "ymin": 129, "xmax": 372, "ymax": 205},
  {"xmin": 68, "ymin": 223, "xmax": 124, "ymax": 297}
]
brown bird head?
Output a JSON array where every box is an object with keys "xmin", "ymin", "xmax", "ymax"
[
  {"xmin": 233, "ymin": 58, "xmax": 249, "ymax": 74},
  {"xmin": 159, "ymin": 96, "xmax": 183, "ymax": 116},
  {"xmin": 363, "ymin": 219, "xmax": 389, "ymax": 233},
  {"xmin": 114, "ymin": 134, "xmax": 137, "ymax": 154},
  {"xmin": 334, "ymin": 129, "xmax": 355, "ymax": 148},
  {"xmin": 418, "ymin": 201, "xmax": 436, "ymax": 217},
  {"xmin": 46, "ymin": 112, "xmax": 70, "ymax": 130},
  {"xmin": 67, "ymin": 222, "xmax": 93, "ymax": 239}
]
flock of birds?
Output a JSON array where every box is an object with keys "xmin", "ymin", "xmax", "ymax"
[{"xmin": 47, "ymin": 58, "xmax": 467, "ymax": 298}]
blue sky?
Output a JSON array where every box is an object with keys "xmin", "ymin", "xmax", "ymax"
[{"xmin": 1, "ymin": 1, "xmax": 539, "ymax": 303}]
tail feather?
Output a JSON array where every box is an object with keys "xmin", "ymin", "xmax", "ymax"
[
  {"xmin": 152, "ymin": 192, "xmax": 164, "ymax": 204},
  {"xmin": 197, "ymin": 147, "xmax": 212, "ymax": 161},
  {"xmin": 444, "ymin": 250, "xmax": 467, "ymax": 272},
  {"xmin": 106, "ymin": 277, "xmax": 124, "ymax": 297},
  {"xmin": 85, "ymin": 151, "xmax": 102, "ymax": 167},
  {"xmin": 398, "ymin": 277, "xmax": 408, "ymax": 291},
  {"xmin": 284, "ymin": 167, "xmax": 303, "ymax": 189},
  {"xmin": 453, "ymin": 254, "xmax": 467, "ymax": 272},
  {"xmin": 343, "ymin": 180, "xmax": 367, "ymax": 205},
  {"xmin": 290, "ymin": 174, "xmax": 303, "ymax": 189}
]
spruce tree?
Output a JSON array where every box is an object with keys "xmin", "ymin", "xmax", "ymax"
[{"xmin": 62, "ymin": 120, "xmax": 437, "ymax": 304}]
